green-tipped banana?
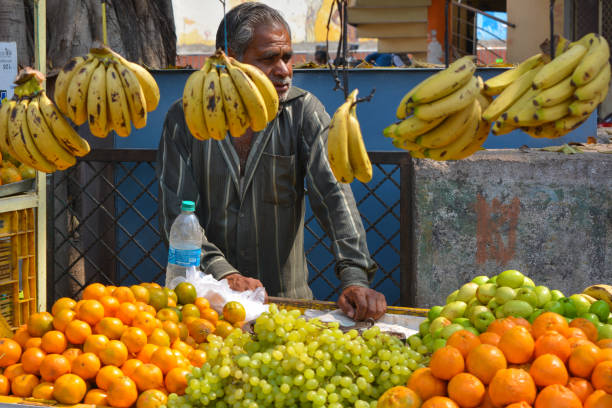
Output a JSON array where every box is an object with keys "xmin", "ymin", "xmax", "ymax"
[
  {"xmin": 383, "ymin": 123, "xmax": 398, "ymax": 138},
  {"xmin": 414, "ymin": 76, "xmax": 479, "ymax": 121},
  {"xmin": 182, "ymin": 68, "xmax": 210, "ymax": 141},
  {"xmin": 483, "ymin": 53, "xmax": 543, "ymax": 96},
  {"xmin": 392, "ymin": 115, "xmax": 445, "ymax": 142},
  {"xmin": 38, "ymin": 91, "xmax": 90, "ymax": 156},
  {"xmin": 346, "ymin": 90, "xmax": 372, "ymax": 183},
  {"xmin": 532, "ymin": 76, "xmax": 575, "ymax": 107},
  {"xmin": 408, "ymin": 55, "xmax": 476, "ymax": 104},
  {"xmin": 327, "ymin": 100, "xmax": 353, "ymax": 183},
  {"xmin": 534, "ymin": 99, "xmax": 572, "ymax": 122},
  {"xmin": 450, "ymin": 120, "xmax": 490, "ymax": 160},
  {"xmin": 424, "ymin": 101, "xmax": 481, "ymax": 161},
  {"xmin": 575, "ymin": 63, "xmax": 611, "ymax": 101},
  {"xmin": 106, "ymin": 62, "xmax": 132, "ymax": 137},
  {"xmin": 483, "ymin": 66, "xmax": 541, "ymax": 122},
  {"xmin": 66, "ymin": 57, "xmax": 100, "ymax": 125},
  {"xmin": 219, "ymin": 66, "xmax": 250, "ymax": 138},
  {"xmin": 229, "ymin": 57, "xmax": 279, "ymax": 122},
  {"xmin": 54, "ymin": 54, "xmax": 93, "ymax": 115},
  {"xmin": 415, "ymin": 102, "xmax": 475, "ymax": 149},
  {"xmin": 86, "ymin": 63, "xmax": 109, "ymax": 138},
  {"xmin": 572, "ymin": 35, "xmax": 610, "ymax": 86},
  {"xmin": 533, "ymin": 44, "xmax": 587, "ymax": 89},
  {"xmin": 203, "ymin": 66, "xmax": 227, "ymax": 140}
]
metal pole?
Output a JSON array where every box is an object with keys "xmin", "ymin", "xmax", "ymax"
[
  {"xmin": 342, "ymin": 0, "xmax": 349, "ymax": 98},
  {"xmin": 445, "ymin": 0, "xmax": 450, "ymax": 67},
  {"xmin": 550, "ymin": 0, "xmax": 556, "ymax": 59}
]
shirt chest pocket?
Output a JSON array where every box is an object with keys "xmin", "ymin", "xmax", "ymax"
[{"xmin": 260, "ymin": 152, "xmax": 296, "ymax": 207}]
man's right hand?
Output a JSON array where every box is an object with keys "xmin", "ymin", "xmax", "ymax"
[{"xmin": 224, "ymin": 273, "xmax": 266, "ymax": 293}]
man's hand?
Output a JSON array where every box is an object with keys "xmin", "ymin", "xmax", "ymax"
[
  {"xmin": 223, "ymin": 273, "xmax": 267, "ymax": 300},
  {"xmin": 337, "ymin": 286, "xmax": 387, "ymax": 321}
]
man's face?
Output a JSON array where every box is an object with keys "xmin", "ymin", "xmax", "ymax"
[{"xmin": 239, "ymin": 23, "xmax": 293, "ymax": 101}]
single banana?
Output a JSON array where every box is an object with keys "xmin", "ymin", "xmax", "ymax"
[
  {"xmin": 408, "ymin": 55, "xmax": 476, "ymax": 104},
  {"xmin": 7, "ymin": 99, "xmax": 56, "ymax": 172},
  {"xmin": 327, "ymin": 100, "xmax": 353, "ymax": 183},
  {"xmin": 532, "ymin": 76, "xmax": 575, "ymax": 107},
  {"xmin": 512, "ymin": 101, "xmax": 545, "ymax": 126},
  {"xmin": 395, "ymin": 88, "xmax": 416, "ymax": 120},
  {"xmin": 582, "ymin": 285, "xmax": 612, "ymax": 309},
  {"xmin": 38, "ymin": 91, "xmax": 90, "ymax": 156},
  {"xmin": 521, "ymin": 123, "xmax": 567, "ymax": 139},
  {"xmin": 555, "ymin": 35, "xmax": 571, "ymax": 57},
  {"xmin": 383, "ymin": 123, "xmax": 398, "ymax": 138},
  {"xmin": 182, "ymin": 67, "xmax": 210, "ymax": 141},
  {"xmin": 54, "ymin": 54, "xmax": 92, "ymax": 115},
  {"xmin": 555, "ymin": 114, "xmax": 589, "ymax": 132},
  {"xmin": 224, "ymin": 58, "xmax": 268, "ymax": 132},
  {"xmin": 533, "ymin": 99, "xmax": 572, "ymax": 122},
  {"xmin": 392, "ymin": 115, "xmax": 445, "ymax": 142},
  {"xmin": 109, "ymin": 52, "xmax": 160, "ymax": 112},
  {"xmin": 575, "ymin": 63, "xmax": 611, "ymax": 101},
  {"xmin": 483, "ymin": 53, "xmax": 543, "ymax": 96},
  {"xmin": 450, "ymin": 120, "xmax": 490, "ymax": 160},
  {"xmin": 86, "ymin": 63, "xmax": 109, "ymax": 138},
  {"xmin": 492, "ymin": 120, "xmax": 517, "ymax": 136},
  {"xmin": 0, "ymin": 100, "xmax": 19, "ymax": 158},
  {"xmin": 483, "ymin": 66, "xmax": 541, "ymax": 122},
  {"xmin": 415, "ymin": 102, "xmax": 475, "ymax": 149},
  {"xmin": 413, "ymin": 75, "xmax": 479, "ymax": 121},
  {"xmin": 218, "ymin": 66, "xmax": 249, "ymax": 138},
  {"xmin": 573, "ymin": 33, "xmax": 599, "ymax": 49},
  {"xmin": 203, "ymin": 66, "xmax": 227, "ymax": 140},
  {"xmin": 581, "ymin": 294, "xmax": 598, "ymax": 304},
  {"xmin": 569, "ymin": 86, "xmax": 608, "ymax": 117},
  {"xmin": 26, "ymin": 96, "xmax": 76, "ymax": 170},
  {"xmin": 500, "ymin": 87, "xmax": 540, "ymax": 122},
  {"xmin": 425, "ymin": 101, "xmax": 481, "ymax": 161},
  {"xmin": 66, "ymin": 57, "xmax": 100, "ymax": 125},
  {"xmin": 106, "ymin": 62, "xmax": 132, "ymax": 137},
  {"xmin": 572, "ymin": 35, "xmax": 610, "ymax": 86},
  {"xmin": 410, "ymin": 150, "xmax": 426, "ymax": 159},
  {"xmin": 116, "ymin": 61, "xmax": 148, "ymax": 129},
  {"xmin": 476, "ymin": 92, "xmax": 492, "ymax": 111},
  {"xmin": 532, "ymin": 44, "xmax": 587, "ymax": 89},
  {"xmin": 392, "ymin": 137, "xmax": 422, "ymax": 152},
  {"xmin": 346, "ymin": 91, "xmax": 372, "ymax": 183},
  {"xmin": 229, "ymin": 57, "xmax": 279, "ymax": 122}
]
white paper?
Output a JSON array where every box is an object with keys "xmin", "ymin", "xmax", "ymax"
[{"xmin": 0, "ymin": 42, "xmax": 17, "ymax": 102}]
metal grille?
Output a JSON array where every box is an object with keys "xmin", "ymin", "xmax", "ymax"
[
  {"xmin": 573, "ymin": 0, "xmax": 599, "ymax": 40},
  {"xmin": 601, "ymin": 0, "xmax": 612, "ymax": 61},
  {"xmin": 49, "ymin": 150, "xmax": 414, "ymax": 307}
]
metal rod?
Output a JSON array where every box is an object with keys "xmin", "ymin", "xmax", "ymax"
[
  {"xmin": 445, "ymin": 0, "xmax": 450, "ymax": 67},
  {"xmin": 550, "ymin": 0, "xmax": 556, "ymax": 59},
  {"xmin": 341, "ymin": 0, "xmax": 349, "ymax": 98},
  {"xmin": 451, "ymin": 0, "xmax": 516, "ymax": 28}
]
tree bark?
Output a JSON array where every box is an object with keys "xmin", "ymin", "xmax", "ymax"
[{"xmin": 0, "ymin": 0, "xmax": 33, "ymax": 68}]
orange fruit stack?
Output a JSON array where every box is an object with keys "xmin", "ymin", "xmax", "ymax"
[{"xmin": 381, "ymin": 312, "xmax": 612, "ymax": 408}]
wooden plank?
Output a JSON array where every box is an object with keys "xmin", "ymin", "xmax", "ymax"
[
  {"xmin": 378, "ymin": 37, "xmax": 428, "ymax": 53},
  {"xmin": 356, "ymin": 22, "xmax": 428, "ymax": 38},
  {"xmin": 348, "ymin": 7, "xmax": 428, "ymax": 24},
  {"xmin": 352, "ymin": 0, "xmax": 431, "ymax": 7}
]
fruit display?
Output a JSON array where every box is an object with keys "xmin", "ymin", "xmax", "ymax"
[
  {"xmin": 0, "ymin": 68, "xmax": 91, "ymax": 173},
  {"xmin": 54, "ymin": 41, "xmax": 160, "ymax": 138},
  {"xmin": 183, "ymin": 50, "xmax": 278, "ymax": 141},
  {"xmin": 384, "ymin": 55, "xmax": 490, "ymax": 161},
  {"xmin": 327, "ymin": 89, "xmax": 373, "ymax": 183}
]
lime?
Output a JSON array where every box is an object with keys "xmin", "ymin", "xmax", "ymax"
[
  {"xmin": 156, "ymin": 307, "xmax": 180, "ymax": 323},
  {"xmin": 148, "ymin": 287, "xmax": 168, "ymax": 311},
  {"xmin": 163, "ymin": 287, "xmax": 178, "ymax": 304},
  {"xmin": 559, "ymin": 298, "xmax": 577, "ymax": 318},
  {"xmin": 223, "ymin": 301, "xmax": 246, "ymax": 324},
  {"xmin": 589, "ymin": 300, "xmax": 611, "ymax": 323},
  {"xmin": 174, "ymin": 282, "xmax": 197, "ymax": 305}
]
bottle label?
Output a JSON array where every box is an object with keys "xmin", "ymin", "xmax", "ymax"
[{"xmin": 168, "ymin": 247, "xmax": 201, "ymax": 267}]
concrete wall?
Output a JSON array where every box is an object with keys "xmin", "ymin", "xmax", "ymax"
[{"xmin": 412, "ymin": 148, "xmax": 612, "ymax": 307}]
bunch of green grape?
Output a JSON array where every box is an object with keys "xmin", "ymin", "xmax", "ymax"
[{"xmin": 166, "ymin": 304, "xmax": 427, "ymax": 408}]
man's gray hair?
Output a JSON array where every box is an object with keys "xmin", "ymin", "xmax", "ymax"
[{"xmin": 215, "ymin": 3, "xmax": 291, "ymax": 59}]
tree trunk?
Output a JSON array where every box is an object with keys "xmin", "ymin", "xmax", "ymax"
[{"xmin": 0, "ymin": 0, "xmax": 33, "ymax": 68}]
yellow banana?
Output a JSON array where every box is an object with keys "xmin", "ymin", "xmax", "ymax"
[
  {"xmin": 408, "ymin": 55, "xmax": 476, "ymax": 104},
  {"xmin": 416, "ymin": 102, "xmax": 475, "ymax": 149},
  {"xmin": 391, "ymin": 115, "xmax": 445, "ymax": 142},
  {"xmin": 532, "ymin": 76, "xmax": 575, "ymax": 107},
  {"xmin": 410, "ymin": 150, "xmax": 426, "ymax": 159},
  {"xmin": 346, "ymin": 91, "xmax": 372, "ymax": 183},
  {"xmin": 224, "ymin": 59, "xmax": 268, "ymax": 132},
  {"xmin": 38, "ymin": 91, "xmax": 90, "ymax": 156},
  {"xmin": 521, "ymin": 123, "xmax": 567, "ymax": 139},
  {"xmin": 116, "ymin": 61, "xmax": 148, "ymax": 129},
  {"xmin": 327, "ymin": 100, "xmax": 353, "ymax": 183},
  {"xmin": 229, "ymin": 57, "xmax": 279, "ymax": 122},
  {"xmin": 533, "ymin": 44, "xmax": 587, "ymax": 89},
  {"xmin": 483, "ymin": 66, "xmax": 541, "ymax": 122},
  {"xmin": 582, "ymin": 285, "xmax": 612, "ymax": 309},
  {"xmin": 109, "ymin": 52, "xmax": 160, "ymax": 112},
  {"xmin": 555, "ymin": 114, "xmax": 589, "ymax": 132},
  {"xmin": 66, "ymin": 57, "xmax": 100, "ymax": 125},
  {"xmin": 483, "ymin": 53, "xmax": 543, "ymax": 96},
  {"xmin": 395, "ymin": 89, "xmax": 416, "ymax": 120},
  {"xmin": 392, "ymin": 138, "xmax": 422, "ymax": 152},
  {"xmin": 569, "ymin": 87, "xmax": 608, "ymax": 117},
  {"xmin": 512, "ymin": 102, "xmax": 545, "ymax": 126},
  {"xmin": 451, "ymin": 120, "xmax": 490, "ymax": 160},
  {"xmin": 219, "ymin": 66, "xmax": 249, "ymax": 138},
  {"xmin": 476, "ymin": 92, "xmax": 492, "ymax": 111},
  {"xmin": 202, "ymin": 66, "xmax": 227, "ymax": 140},
  {"xmin": 499, "ymin": 88, "xmax": 540, "ymax": 123},
  {"xmin": 0, "ymin": 100, "xmax": 19, "ymax": 158},
  {"xmin": 7, "ymin": 99, "xmax": 56, "ymax": 172},
  {"xmin": 86, "ymin": 63, "xmax": 109, "ymax": 138},
  {"xmin": 414, "ymin": 76, "xmax": 479, "ymax": 121},
  {"xmin": 26, "ymin": 96, "xmax": 76, "ymax": 170},
  {"xmin": 106, "ymin": 62, "xmax": 132, "ymax": 137},
  {"xmin": 54, "ymin": 54, "xmax": 93, "ymax": 115},
  {"xmin": 425, "ymin": 101, "xmax": 481, "ymax": 161},
  {"xmin": 182, "ymin": 67, "xmax": 210, "ymax": 141},
  {"xmin": 575, "ymin": 63, "xmax": 611, "ymax": 101},
  {"xmin": 383, "ymin": 123, "xmax": 398, "ymax": 138},
  {"xmin": 581, "ymin": 294, "xmax": 598, "ymax": 304},
  {"xmin": 492, "ymin": 120, "xmax": 517, "ymax": 136},
  {"xmin": 572, "ymin": 35, "xmax": 610, "ymax": 86},
  {"xmin": 534, "ymin": 99, "xmax": 572, "ymax": 122}
]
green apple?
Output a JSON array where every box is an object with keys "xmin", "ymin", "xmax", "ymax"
[
  {"xmin": 457, "ymin": 282, "xmax": 479, "ymax": 303},
  {"xmin": 422, "ymin": 333, "xmax": 433, "ymax": 346},
  {"xmin": 446, "ymin": 290, "xmax": 459, "ymax": 304},
  {"xmin": 473, "ymin": 310, "xmax": 495, "ymax": 332},
  {"xmin": 551, "ymin": 290, "xmax": 565, "ymax": 301},
  {"xmin": 408, "ymin": 335, "xmax": 422, "ymax": 349},
  {"xmin": 429, "ymin": 316, "xmax": 452, "ymax": 334},
  {"xmin": 495, "ymin": 308, "xmax": 505, "ymax": 319},
  {"xmin": 529, "ymin": 308, "xmax": 544, "ymax": 323},
  {"xmin": 464, "ymin": 326, "xmax": 480, "ymax": 336},
  {"xmin": 544, "ymin": 300, "xmax": 564, "ymax": 315},
  {"xmin": 467, "ymin": 305, "xmax": 491, "ymax": 323},
  {"xmin": 579, "ymin": 312, "xmax": 600, "ymax": 325},
  {"xmin": 433, "ymin": 327, "xmax": 444, "ymax": 339},
  {"xmin": 534, "ymin": 286, "xmax": 552, "ymax": 307},
  {"xmin": 589, "ymin": 300, "xmax": 611, "ymax": 323},
  {"xmin": 467, "ymin": 297, "xmax": 481, "ymax": 308},
  {"xmin": 487, "ymin": 276, "xmax": 497, "ymax": 284},
  {"xmin": 497, "ymin": 270, "xmax": 525, "ymax": 289},
  {"xmin": 441, "ymin": 323, "xmax": 465, "ymax": 339},
  {"xmin": 516, "ymin": 287, "xmax": 538, "ymax": 307},
  {"xmin": 476, "ymin": 283, "xmax": 498, "ymax": 304},
  {"xmin": 432, "ymin": 338, "xmax": 447, "ymax": 351},
  {"xmin": 487, "ymin": 299, "xmax": 500, "ymax": 310},
  {"xmin": 608, "ymin": 317, "xmax": 612, "ymax": 325},
  {"xmin": 452, "ymin": 317, "xmax": 472, "ymax": 328},
  {"xmin": 502, "ymin": 299, "xmax": 534, "ymax": 319},
  {"xmin": 522, "ymin": 276, "xmax": 535, "ymax": 287},
  {"xmin": 495, "ymin": 286, "xmax": 517, "ymax": 305},
  {"xmin": 471, "ymin": 276, "xmax": 490, "ymax": 285},
  {"xmin": 419, "ymin": 320, "xmax": 431, "ymax": 336},
  {"xmin": 428, "ymin": 305, "xmax": 444, "ymax": 321},
  {"xmin": 569, "ymin": 294, "xmax": 591, "ymax": 316},
  {"xmin": 440, "ymin": 301, "xmax": 468, "ymax": 320},
  {"xmin": 558, "ymin": 298, "xmax": 577, "ymax": 318},
  {"xmin": 598, "ymin": 324, "xmax": 612, "ymax": 340}
]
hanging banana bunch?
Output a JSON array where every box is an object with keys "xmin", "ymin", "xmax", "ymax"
[
  {"xmin": 327, "ymin": 89, "xmax": 372, "ymax": 183},
  {"xmin": 54, "ymin": 41, "xmax": 160, "ymax": 138},
  {"xmin": 182, "ymin": 49, "xmax": 279, "ymax": 140},
  {"xmin": 0, "ymin": 68, "xmax": 91, "ymax": 173}
]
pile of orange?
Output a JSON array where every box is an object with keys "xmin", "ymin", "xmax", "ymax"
[
  {"xmin": 0, "ymin": 282, "xmax": 241, "ymax": 408},
  {"xmin": 381, "ymin": 312, "xmax": 612, "ymax": 408}
]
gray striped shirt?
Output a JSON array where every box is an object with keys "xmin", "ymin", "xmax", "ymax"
[{"xmin": 156, "ymin": 86, "xmax": 376, "ymax": 299}]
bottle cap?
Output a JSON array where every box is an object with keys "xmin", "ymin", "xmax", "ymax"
[{"xmin": 181, "ymin": 200, "xmax": 195, "ymax": 212}]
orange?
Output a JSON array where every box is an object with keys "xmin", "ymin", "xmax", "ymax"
[
  {"xmin": 95, "ymin": 317, "xmax": 126, "ymax": 340},
  {"xmin": 74, "ymin": 299, "xmax": 86, "ymax": 314},
  {"xmin": 71, "ymin": 352, "xmax": 101, "ymax": 380},
  {"xmin": 130, "ymin": 285, "xmax": 150, "ymax": 303},
  {"xmin": 24, "ymin": 337, "xmax": 42, "ymax": 349},
  {"xmin": 52, "ymin": 309, "xmax": 76, "ymax": 332},
  {"xmin": 77, "ymin": 299, "xmax": 105, "ymax": 325},
  {"xmin": 222, "ymin": 301, "xmax": 245, "ymax": 324},
  {"xmin": 112, "ymin": 286, "xmax": 136, "ymax": 303},
  {"xmin": 136, "ymin": 389, "xmax": 168, "ymax": 408},
  {"xmin": 447, "ymin": 330, "xmax": 482, "ymax": 358},
  {"xmin": 569, "ymin": 318, "xmax": 599, "ymax": 342},
  {"xmin": 11, "ymin": 373, "xmax": 39, "ymax": 397},
  {"xmin": 83, "ymin": 333, "xmax": 110, "ymax": 356},
  {"xmin": 597, "ymin": 339, "xmax": 612, "ymax": 349},
  {"xmin": 583, "ymin": 390, "xmax": 612, "ymax": 408},
  {"xmin": 194, "ymin": 297, "xmax": 210, "ymax": 313},
  {"xmin": 600, "ymin": 348, "xmax": 612, "ymax": 362},
  {"xmin": 568, "ymin": 337, "xmax": 594, "ymax": 350},
  {"xmin": 591, "ymin": 360, "xmax": 612, "ymax": 394},
  {"xmin": 61, "ymin": 347, "xmax": 82, "ymax": 363},
  {"xmin": 532, "ymin": 312, "xmax": 569, "ymax": 339},
  {"xmin": 487, "ymin": 318, "xmax": 517, "ymax": 337},
  {"xmin": 447, "ymin": 372, "xmax": 485, "ymax": 408},
  {"xmin": 51, "ymin": 297, "xmax": 77, "ymax": 315},
  {"xmin": 200, "ymin": 307, "xmax": 219, "ymax": 324},
  {"xmin": 99, "ymin": 295, "xmax": 121, "ymax": 317},
  {"xmin": 132, "ymin": 311, "xmax": 157, "ymax": 336},
  {"xmin": 121, "ymin": 358, "xmax": 143, "ymax": 379},
  {"xmin": 96, "ymin": 365, "xmax": 124, "ymax": 390},
  {"xmin": 137, "ymin": 343, "xmax": 159, "ymax": 363},
  {"xmin": 120, "ymin": 327, "xmax": 148, "ymax": 354},
  {"xmin": 116, "ymin": 302, "xmax": 138, "ymax": 325},
  {"xmin": 31, "ymin": 381, "xmax": 54, "ymax": 400},
  {"xmin": 64, "ymin": 319, "xmax": 92, "ymax": 344},
  {"xmin": 53, "ymin": 373, "xmax": 86, "ymax": 404},
  {"xmin": 4, "ymin": 363, "xmax": 25, "ymax": 381},
  {"xmin": 21, "ymin": 347, "xmax": 46, "ymax": 374},
  {"xmin": 429, "ymin": 346, "xmax": 465, "ymax": 380},
  {"xmin": 41, "ymin": 330, "xmax": 67, "ymax": 354},
  {"xmin": 565, "ymin": 327, "xmax": 588, "ymax": 340},
  {"xmin": 165, "ymin": 366, "xmax": 190, "ymax": 395},
  {"xmin": 529, "ymin": 353, "xmax": 569, "ymax": 387},
  {"xmin": 39, "ymin": 354, "xmax": 71, "ymax": 382},
  {"xmin": 27, "ymin": 312, "xmax": 54, "ymax": 337},
  {"xmin": 188, "ymin": 318, "xmax": 216, "ymax": 343},
  {"xmin": 479, "ymin": 332, "xmax": 501, "ymax": 347},
  {"xmin": 466, "ymin": 344, "xmax": 508, "ymax": 385},
  {"xmin": 84, "ymin": 388, "xmax": 108, "ymax": 405},
  {"xmin": 505, "ymin": 402, "xmax": 532, "ymax": 408},
  {"xmin": 421, "ymin": 396, "xmax": 459, "ymax": 408},
  {"xmin": 0, "ymin": 374, "xmax": 9, "ymax": 395},
  {"xmin": 534, "ymin": 330, "xmax": 572, "ymax": 362},
  {"xmin": 569, "ymin": 343, "xmax": 602, "ymax": 378},
  {"xmin": 378, "ymin": 386, "xmax": 422, "ymax": 408},
  {"xmin": 506, "ymin": 316, "xmax": 533, "ymax": 334},
  {"xmin": 106, "ymin": 285, "xmax": 117, "ymax": 295},
  {"xmin": 534, "ymin": 384, "xmax": 582, "ymax": 408},
  {"xmin": 150, "ymin": 346, "xmax": 178, "ymax": 374},
  {"xmin": 12, "ymin": 326, "xmax": 31, "ymax": 348},
  {"xmin": 148, "ymin": 327, "xmax": 171, "ymax": 347},
  {"xmin": 132, "ymin": 363, "xmax": 164, "ymax": 391},
  {"xmin": 215, "ymin": 320, "xmax": 235, "ymax": 339},
  {"xmin": 177, "ymin": 322, "xmax": 189, "ymax": 340},
  {"xmin": 162, "ymin": 320, "xmax": 181, "ymax": 343},
  {"xmin": 488, "ymin": 368, "xmax": 536, "ymax": 406},
  {"xmin": 0, "ymin": 338, "xmax": 21, "ymax": 367},
  {"xmin": 107, "ymin": 376, "xmax": 138, "ymax": 408},
  {"xmin": 83, "ymin": 283, "xmax": 107, "ymax": 300},
  {"xmin": 406, "ymin": 367, "xmax": 447, "ymax": 400},
  {"xmin": 172, "ymin": 339, "xmax": 193, "ymax": 355},
  {"xmin": 567, "ymin": 377, "xmax": 594, "ymax": 403},
  {"xmin": 188, "ymin": 349, "xmax": 207, "ymax": 368},
  {"xmin": 99, "ymin": 340, "xmax": 128, "ymax": 367},
  {"xmin": 498, "ymin": 326, "xmax": 535, "ymax": 364}
]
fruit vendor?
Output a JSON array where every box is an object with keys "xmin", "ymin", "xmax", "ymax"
[{"xmin": 156, "ymin": 3, "xmax": 386, "ymax": 321}]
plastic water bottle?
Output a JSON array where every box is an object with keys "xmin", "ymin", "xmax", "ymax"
[
  {"xmin": 165, "ymin": 200, "xmax": 202, "ymax": 289},
  {"xmin": 427, "ymin": 29, "xmax": 444, "ymax": 64}
]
